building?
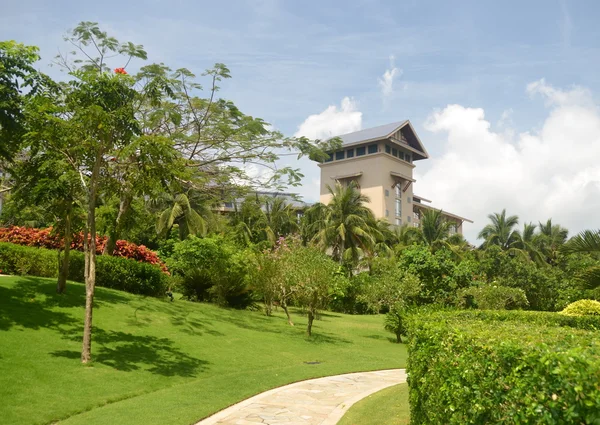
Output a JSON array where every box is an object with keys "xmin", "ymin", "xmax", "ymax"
[
  {"xmin": 214, "ymin": 191, "xmax": 310, "ymax": 217},
  {"xmin": 317, "ymin": 120, "xmax": 472, "ymax": 234}
]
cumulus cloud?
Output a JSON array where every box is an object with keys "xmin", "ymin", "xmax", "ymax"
[
  {"xmin": 417, "ymin": 79, "xmax": 600, "ymax": 243},
  {"xmin": 378, "ymin": 55, "xmax": 402, "ymax": 99},
  {"xmin": 294, "ymin": 97, "xmax": 362, "ymax": 139}
]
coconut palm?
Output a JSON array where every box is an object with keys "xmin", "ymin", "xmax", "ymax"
[
  {"xmin": 516, "ymin": 222, "xmax": 545, "ymax": 265},
  {"xmin": 419, "ymin": 208, "xmax": 454, "ymax": 249},
  {"xmin": 562, "ymin": 230, "xmax": 600, "ymax": 288},
  {"xmin": 312, "ymin": 182, "xmax": 381, "ymax": 266},
  {"xmin": 537, "ymin": 218, "xmax": 568, "ymax": 264},
  {"xmin": 478, "ymin": 209, "xmax": 521, "ymax": 250},
  {"xmin": 156, "ymin": 193, "xmax": 208, "ymax": 239},
  {"xmin": 264, "ymin": 197, "xmax": 300, "ymax": 238}
]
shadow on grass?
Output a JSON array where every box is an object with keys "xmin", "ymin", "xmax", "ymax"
[
  {"xmin": 52, "ymin": 328, "xmax": 209, "ymax": 377},
  {"xmin": 304, "ymin": 332, "xmax": 352, "ymax": 345},
  {"xmin": 364, "ymin": 334, "xmax": 388, "ymax": 340},
  {"xmin": 0, "ymin": 277, "xmax": 132, "ymax": 331}
]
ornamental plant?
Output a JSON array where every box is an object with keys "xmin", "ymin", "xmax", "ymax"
[{"xmin": 0, "ymin": 226, "xmax": 167, "ymax": 273}]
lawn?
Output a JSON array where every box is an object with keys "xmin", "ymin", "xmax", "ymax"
[
  {"xmin": 338, "ymin": 383, "xmax": 410, "ymax": 425},
  {"xmin": 0, "ymin": 275, "xmax": 406, "ymax": 425}
]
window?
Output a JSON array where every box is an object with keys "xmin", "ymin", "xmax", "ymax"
[
  {"xmin": 406, "ymin": 154, "xmax": 411, "ymax": 162},
  {"xmin": 407, "ymin": 196, "xmax": 411, "ymax": 203},
  {"xmin": 395, "ymin": 185, "xmax": 401, "ymax": 197},
  {"xmin": 396, "ymin": 218, "xmax": 402, "ymax": 226},
  {"xmin": 407, "ymin": 216, "xmax": 411, "ymax": 223},
  {"xmin": 449, "ymin": 224, "xmax": 457, "ymax": 235},
  {"xmin": 356, "ymin": 146, "xmax": 366, "ymax": 156},
  {"xmin": 385, "ymin": 144, "xmax": 391, "ymax": 154},
  {"xmin": 325, "ymin": 153, "xmax": 333, "ymax": 162},
  {"xmin": 347, "ymin": 149, "xmax": 354, "ymax": 158},
  {"xmin": 395, "ymin": 199, "xmax": 401, "ymax": 216},
  {"xmin": 335, "ymin": 151, "xmax": 344, "ymax": 160},
  {"xmin": 392, "ymin": 148, "xmax": 398, "ymax": 157},
  {"xmin": 368, "ymin": 144, "xmax": 378, "ymax": 154},
  {"xmin": 399, "ymin": 151, "xmax": 405, "ymax": 160},
  {"xmin": 385, "ymin": 210, "xmax": 389, "ymax": 217},
  {"xmin": 385, "ymin": 189, "xmax": 389, "ymax": 197},
  {"xmin": 224, "ymin": 202, "xmax": 233, "ymax": 208}
]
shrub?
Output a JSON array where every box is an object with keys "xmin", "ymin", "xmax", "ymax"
[
  {"xmin": 0, "ymin": 242, "xmax": 168, "ymax": 296},
  {"xmin": 0, "ymin": 226, "xmax": 168, "ymax": 273},
  {"xmin": 456, "ymin": 283, "xmax": 529, "ymax": 310},
  {"xmin": 168, "ymin": 236, "xmax": 254, "ymax": 308},
  {"xmin": 560, "ymin": 299, "xmax": 600, "ymax": 317},
  {"xmin": 384, "ymin": 303, "xmax": 411, "ymax": 343},
  {"xmin": 407, "ymin": 310, "xmax": 600, "ymax": 424}
]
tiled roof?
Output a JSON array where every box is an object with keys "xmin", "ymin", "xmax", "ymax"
[{"xmin": 332, "ymin": 120, "xmax": 408, "ymax": 145}]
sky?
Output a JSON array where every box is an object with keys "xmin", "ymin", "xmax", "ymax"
[{"xmin": 2, "ymin": 0, "xmax": 600, "ymax": 242}]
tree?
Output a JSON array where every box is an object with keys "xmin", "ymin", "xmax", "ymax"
[
  {"xmin": 537, "ymin": 219, "xmax": 568, "ymax": 264},
  {"xmin": 281, "ymin": 244, "xmax": 347, "ymax": 336},
  {"xmin": 0, "ymin": 41, "xmax": 46, "ymax": 162},
  {"xmin": 562, "ymin": 230, "xmax": 600, "ymax": 289},
  {"xmin": 478, "ymin": 209, "xmax": 521, "ymax": 250},
  {"xmin": 312, "ymin": 182, "xmax": 381, "ymax": 267},
  {"xmin": 419, "ymin": 208, "xmax": 453, "ymax": 249},
  {"xmin": 156, "ymin": 192, "xmax": 208, "ymax": 240}
]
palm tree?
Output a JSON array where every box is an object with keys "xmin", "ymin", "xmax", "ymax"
[
  {"xmin": 537, "ymin": 219, "xmax": 568, "ymax": 264},
  {"xmin": 478, "ymin": 209, "xmax": 521, "ymax": 250},
  {"xmin": 393, "ymin": 223, "xmax": 422, "ymax": 250},
  {"xmin": 419, "ymin": 209, "xmax": 454, "ymax": 249},
  {"xmin": 313, "ymin": 182, "xmax": 381, "ymax": 266},
  {"xmin": 264, "ymin": 197, "xmax": 299, "ymax": 239},
  {"xmin": 517, "ymin": 222, "xmax": 545, "ymax": 265},
  {"xmin": 562, "ymin": 230, "xmax": 600, "ymax": 288},
  {"xmin": 156, "ymin": 193, "xmax": 208, "ymax": 239}
]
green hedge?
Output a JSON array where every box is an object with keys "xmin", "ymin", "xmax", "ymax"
[
  {"xmin": 0, "ymin": 242, "xmax": 168, "ymax": 296},
  {"xmin": 407, "ymin": 310, "xmax": 600, "ymax": 424}
]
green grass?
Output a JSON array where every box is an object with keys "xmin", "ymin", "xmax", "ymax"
[
  {"xmin": 338, "ymin": 383, "xmax": 410, "ymax": 425},
  {"xmin": 0, "ymin": 276, "xmax": 406, "ymax": 425}
]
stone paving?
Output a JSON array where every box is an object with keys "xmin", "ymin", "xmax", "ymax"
[{"xmin": 195, "ymin": 369, "xmax": 407, "ymax": 425}]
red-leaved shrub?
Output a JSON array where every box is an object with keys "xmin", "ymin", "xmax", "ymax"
[{"xmin": 0, "ymin": 226, "xmax": 168, "ymax": 274}]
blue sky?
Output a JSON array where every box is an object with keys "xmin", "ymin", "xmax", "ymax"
[{"xmin": 3, "ymin": 0, "xmax": 600, "ymax": 241}]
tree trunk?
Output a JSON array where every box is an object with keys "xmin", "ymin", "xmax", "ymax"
[
  {"xmin": 102, "ymin": 192, "xmax": 132, "ymax": 255},
  {"xmin": 307, "ymin": 306, "xmax": 315, "ymax": 336},
  {"xmin": 281, "ymin": 299, "xmax": 294, "ymax": 326},
  {"xmin": 81, "ymin": 155, "xmax": 101, "ymax": 364},
  {"xmin": 396, "ymin": 332, "xmax": 402, "ymax": 344},
  {"xmin": 56, "ymin": 206, "xmax": 72, "ymax": 294}
]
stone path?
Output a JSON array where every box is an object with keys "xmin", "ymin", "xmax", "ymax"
[{"xmin": 195, "ymin": 369, "xmax": 407, "ymax": 425}]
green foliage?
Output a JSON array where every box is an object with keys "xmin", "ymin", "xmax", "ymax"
[
  {"xmin": 168, "ymin": 236, "xmax": 253, "ymax": 307},
  {"xmin": 407, "ymin": 310, "xmax": 600, "ymax": 424},
  {"xmin": 357, "ymin": 258, "xmax": 421, "ymax": 314},
  {"xmin": 0, "ymin": 242, "xmax": 56, "ymax": 277},
  {"xmin": 396, "ymin": 245, "xmax": 463, "ymax": 304},
  {"xmin": 384, "ymin": 303, "xmax": 412, "ymax": 343},
  {"xmin": 456, "ymin": 283, "xmax": 529, "ymax": 310},
  {"xmin": 311, "ymin": 182, "xmax": 381, "ymax": 267},
  {"xmin": 560, "ymin": 299, "xmax": 600, "ymax": 317},
  {"xmin": 0, "ymin": 242, "xmax": 167, "ymax": 296}
]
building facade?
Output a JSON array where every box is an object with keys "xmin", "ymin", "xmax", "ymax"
[{"xmin": 318, "ymin": 120, "xmax": 472, "ymax": 234}]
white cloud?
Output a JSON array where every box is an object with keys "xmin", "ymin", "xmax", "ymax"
[
  {"xmin": 417, "ymin": 79, "xmax": 600, "ymax": 243},
  {"xmin": 378, "ymin": 55, "xmax": 402, "ymax": 99},
  {"xmin": 294, "ymin": 97, "xmax": 362, "ymax": 139}
]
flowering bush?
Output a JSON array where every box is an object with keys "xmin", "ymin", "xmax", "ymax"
[{"xmin": 0, "ymin": 226, "xmax": 168, "ymax": 273}]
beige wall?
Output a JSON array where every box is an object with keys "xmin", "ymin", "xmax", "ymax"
[{"xmin": 319, "ymin": 143, "xmax": 417, "ymax": 224}]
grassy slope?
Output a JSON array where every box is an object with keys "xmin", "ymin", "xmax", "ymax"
[
  {"xmin": 338, "ymin": 383, "xmax": 410, "ymax": 425},
  {"xmin": 0, "ymin": 276, "xmax": 406, "ymax": 425}
]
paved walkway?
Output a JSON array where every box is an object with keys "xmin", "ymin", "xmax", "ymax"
[{"xmin": 195, "ymin": 369, "xmax": 407, "ymax": 425}]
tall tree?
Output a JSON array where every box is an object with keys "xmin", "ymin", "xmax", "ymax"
[
  {"xmin": 562, "ymin": 230, "xmax": 600, "ymax": 289},
  {"xmin": 537, "ymin": 219, "xmax": 569, "ymax": 264},
  {"xmin": 156, "ymin": 192, "xmax": 208, "ymax": 240},
  {"xmin": 312, "ymin": 182, "xmax": 381, "ymax": 267},
  {"xmin": 478, "ymin": 209, "xmax": 521, "ymax": 250},
  {"xmin": 419, "ymin": 209, "xmax": 453, "ymax": 249}
]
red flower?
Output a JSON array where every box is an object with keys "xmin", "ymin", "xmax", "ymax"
[{"xmin": 114, "ymin": 67, "xmax": 127, "ymax": 75}]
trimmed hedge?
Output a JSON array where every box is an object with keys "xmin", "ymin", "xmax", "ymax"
[
  {"xmin": 0, "ymin": 242, "xmax": 168, "ymax": 296},
  {"xmin": 407, "ymin": 310, "xmax": 600, "ymax": 424},
  {"xmin": 560, "ymin": 299, "xmax": 600, "ymax": 317}
]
